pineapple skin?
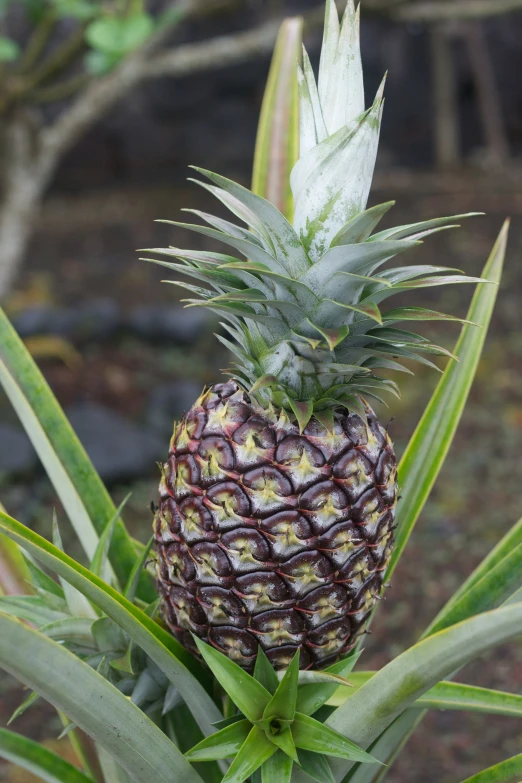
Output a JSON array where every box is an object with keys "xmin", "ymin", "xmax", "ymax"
[{"xmin": 154, "ymin": 381, "xmax": 397, "ymax": 671}]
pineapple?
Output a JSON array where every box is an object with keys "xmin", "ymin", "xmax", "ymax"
[{"xmin": 150, "ymin": 0, "xmax": 481, "ymax": 671}]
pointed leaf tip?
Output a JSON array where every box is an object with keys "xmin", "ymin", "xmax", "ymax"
[
  {"xmin": 262, "ymin": 650, "xmax": 300, "ymax": 723},
  {"xmin": 192, "ymin": 635, "xmax": 271, "ymax": 722},
  {"xmin": 288, "ymin": 399, "xmax": 314, "ymax": 433}
]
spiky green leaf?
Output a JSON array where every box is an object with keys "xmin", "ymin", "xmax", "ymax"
[
  {"xmin": 193, "ymin": 637, "xmax": 270, "ymax": 722},
  {"xmin": 185, "ymin": 721, "xmax": 251, "ymax": 761}
]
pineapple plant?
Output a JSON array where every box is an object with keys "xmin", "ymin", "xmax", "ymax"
[
  {"xmin": 0, "ymin": 2, "xmax": 519, "ymax": 783},
  {"xmin": 150, "ymin": 0, "xmax": 482, "ymax": 671}
]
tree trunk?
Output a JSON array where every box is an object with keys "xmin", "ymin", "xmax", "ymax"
[{"xmin": 0, "ymin": 117, "xmax": 50, "ymax": 299}]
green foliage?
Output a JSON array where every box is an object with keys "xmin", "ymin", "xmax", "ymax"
[
  {"xmin": 329, "ymin": 675, "xmax": 522, "ymax": 719},
  {"xmin": 0, "ymin": 3, "xmax": 518, "ymax": 783},
  {"xmin": 85, "ymin": 13, "xmax": 154, "ymax": 55},
  {"xmin": 0, "ymin": 37, "xmax": 20, "ymax": 61},
  {"xmin": 252, "ymin": 17, "xmax": 302, "ymax": 221},
  {"xmin": 459, "ymin": 754, "xmax": 522, "ymax": 783},
  {"xmin": 0, "ymin": 728, "xmax": 94, "ymax": 783},
  {"xmin": 84, "ymin": 11, "xmax": 155, "ymax": 74},
  {"xmin": 0, "ymin": 0, "xmax": 184, "ymax": 107},
  {"xmin": 184, "ymin": 640, "xmax": 376, "ymax": 780}
]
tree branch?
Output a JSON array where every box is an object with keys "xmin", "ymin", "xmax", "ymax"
[
  {"xmin": 390, "ymin": 0, "xmax": 522, "ymax": 22},
  {"xmin": 38, "ymin": 15, "xmax": 283, "ymax": 180}
]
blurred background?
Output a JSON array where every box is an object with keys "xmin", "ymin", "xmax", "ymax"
[{"xmin": 0, "ymin": 0, "xmax": 521, "ymax": 780}]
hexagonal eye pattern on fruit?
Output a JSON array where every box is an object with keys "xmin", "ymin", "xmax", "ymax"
[
  {"xmin": 333, "ymin": 448, "xmax": 374, "ymax": 503},
  {"xmin": 234, "ymin": 572, "xmax": 293, "ymax": 614},
  {"xmin": 296, "ymin": 584, "xmax": 349, "ymax": 628},
  {"xmin": 178, "ymin": 496, "xmax": 217, "ymax": 544},
  {"xmin": 219, "ymin": 529, "xmax": 270, "ymax": 573},
  {"xmin": 275, "ymin": 435, "xmax": 330, "ymax": 491},
  {"xmin": 204, "ymin": 482, "xmax": 252, "ymax": 530},
  {"xmin": 165, "ymin": 586, "xmax": 206, "ymax": 632},
  {"xmin": 208, "ymin": 625, "xmax": 258, "ymax": 668},
  {"xmin": 232, "ymin": 418, "xmax": 276, "ymax": 470},
  {"xmin": 299, "ymin": 481, "xmax": 350, "ymax": 533},
  {"xmin": 191, "ymin": 541, "xmax": 234, "ymax": 586},
  {"xmin": 155, "ymin": 497, "xmax": 180, "ymax": 542},
  {"xmin": 316, "ymin": 520, "xmax": 364, "ymax": 567},
  {"xmin": 198, "ymin": 586, "xmax": 248, "ymax": 628},
  {"xmin": 307, "ymin": 616, "xmax": 352, "ymax": 662},
  {"xmin": 197, "ymin": 436, "xmax": 236, "ymax": 486},
  {"xmin": 171, "ymin": 454, "xmax": 200, "ymax": 501},
  {"xmin": 250, "ymin": 609, "xmax": 306, "ymax": 649},
  {"xmin": 259, "ymin": 511, "xmax": 314, "ymax": 560},
  {"xmin": 154, "ymin": 383, "xmax": 397, "ymax": 670},
  {"xmin": 242, "ymin": 466, "xmax": 295, "ymax": 516}
]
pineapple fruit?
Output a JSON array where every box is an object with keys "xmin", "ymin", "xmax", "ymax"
[{"xmin": 150, "ymin": 0, "xmax": 481, "ymax": 670}]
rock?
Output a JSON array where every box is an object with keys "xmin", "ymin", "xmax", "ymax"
[
  {"xmin": 66, "ymin": 403, "xmax": 164, "ymax": 482},
  {"xmin": 128, "ymin": 306, "xmax": 209, "ymax": 344},
  {"xmin": 146, "ymin": 380, "xmax": 201, "ymax": 435},
  {"xmin": 0, "ymin": 424, "xmax": 37, "ymax": 475},
  {"xmin": 12, "ymin": 306, "xmax": 54, "ymax": 338},
  {"xmin": 72, "ymin": 299, "xmax": 121, "ymax": 342},
  {"xmin": 11, "ymin": 299, "xmax": 121, "ymax": 343}
]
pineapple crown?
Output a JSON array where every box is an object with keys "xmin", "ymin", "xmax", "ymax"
[{"xmin": 143, "ymin": 0, "xmax": 483, "ymax": 431}]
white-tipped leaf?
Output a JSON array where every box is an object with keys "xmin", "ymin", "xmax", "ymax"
[{"xmin": 292, "ymin": 81, "xmax": 385, "ymax": 260}]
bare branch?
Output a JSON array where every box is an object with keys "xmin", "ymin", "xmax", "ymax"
[
  {"xmin": 391, "ymin": 0, "xmax": 522, "ymax": 22},
  {"xmin": 38, "ymin": 16, "xmax": 282, "ymax": 179},
  {"xmin": 141, "ymin": 20, "xmax": 282, "ymax": 80}
]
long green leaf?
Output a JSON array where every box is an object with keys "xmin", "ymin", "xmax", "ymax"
[
  {"xmin": 52, "ymin": 515, "xmax": 97, "ymax": 620},
  {"xmin": 0, "ymin": 614, "xmax": 203, "ymax": 783},
  {"xmin": 262, "ymin": 651, "xmax": 299, "ymax": 721},
  {"xmin": 90, "ymin": 494, "xmax": 130, "ymax": 585},
  {"xmin": 437, "ymin": 516, "xmax": 522, "ymax": 620},
  {"xmin": 388, "ymin": 221, "xmax": 509, "ymax": 580},
  {"xmin": 185, "ymin": 721, "xmax": 251, "ymax": 762},
  {"xmin": 222, "ymin": 726, "xmax": 276, "ymax": 783},
  {"xmin": 326, "ymin": 603, "xmax": 522, "ymax": 782},
  {"xmin": 96, "ymin": 745, "xmax": 133, "ymax": 783},
  {"xmin": 424, "ymin": 540, "xmax": 522, "ymax": 636},
  {"xmin": 328, "ymin": 675, "xmax": 522, "ymax": 718},
  {"xmin": 298, "ymin": 749, "xmax": 335, "ymax": 783},
  {"xmin": 292, "ymin": 713, "xmax": 376, "ymax": 764},
  {"xmin": 0, "ymin": 527, "xmax": 32, "ymax": 597},
  {"xmin": 0, "ymin": 511, "xmax": 221, "ymax": 737},
  {"xmin": 344, "ymin": 712, "xmax": 421, "ymax": 783},
  {"xmin": 124, "ymin": 535, "xmax": 154, "ymax": 602},
  {"xmin": 0, "ymin": 308, "xmax": 153, "ymax": 599},
  {"xmin": 251, "ymin": 17, "xmax": 302, "ymax": 221},
  {"xmin": 39, "ymin": 617, "xmax": 96, "ymax": 647},
  {"xmin": 262, "ymin": 750, "xmax": 293, "ymax": 783},
  {"xmin": 0, "ymin": 727, "xmax": 94, "ymax": 783},
  {"xmin": 459, "ymin": 754, "xmax": 522, "ymax": 782},
  {"xmin": 254, "ymin": 648, "xmax": 279, "ymax": 695},
  {"xmin": 296, "ymin": 652, "xmax": 361, "ymax": 717},
  {"xmin": 0, "ymin": 595, "xmax": 67, "ymax": 625}
]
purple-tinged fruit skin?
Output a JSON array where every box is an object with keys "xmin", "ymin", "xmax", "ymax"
[{"xmin": 154, "ymin": 381, "xmax": 397, "ymax": 671}]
